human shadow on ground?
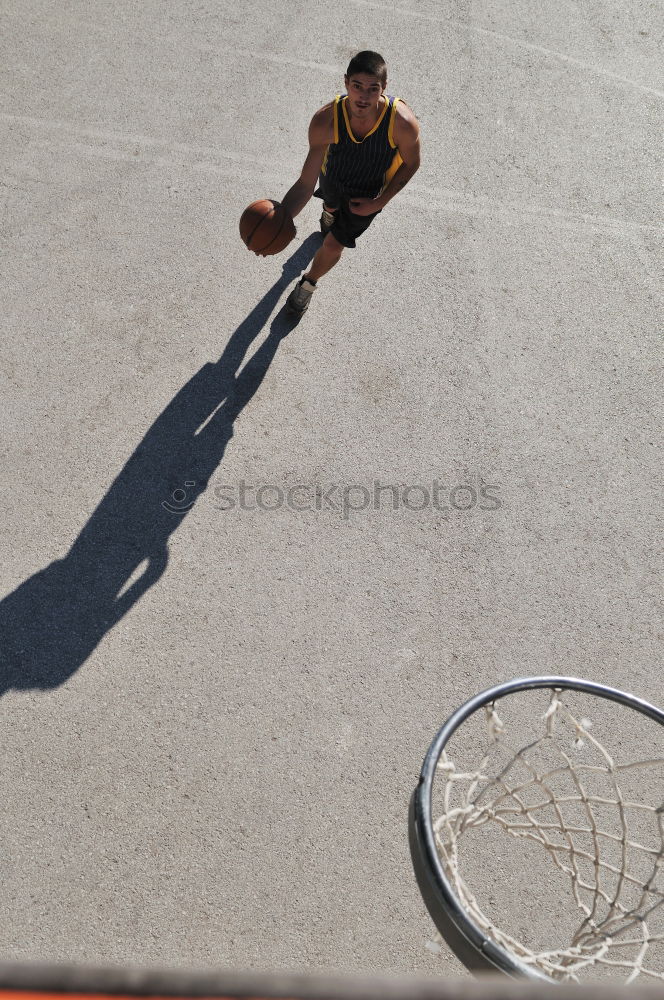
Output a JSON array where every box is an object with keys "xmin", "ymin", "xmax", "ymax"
[{"xmin": 0, "ymin": 234, "xmax": 320, "ymax": 696}]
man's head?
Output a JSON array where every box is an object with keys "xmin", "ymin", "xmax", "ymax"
[
  {"xmin": 346, "ymin": 51, "xmax": 387, "ymax": 87},
  {"xmin": 344, "ymin": 51, "xmax": 387, "ymax": 119}
]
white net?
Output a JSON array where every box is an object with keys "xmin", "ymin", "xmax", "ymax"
[{"xmin": 431, "ymin": 689, "xmax": 664, "ymax": 982}]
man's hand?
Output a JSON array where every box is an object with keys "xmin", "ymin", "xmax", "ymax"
[{"xmin": 348, "ymin": 196, "xmax": 384, "ymax": 216}]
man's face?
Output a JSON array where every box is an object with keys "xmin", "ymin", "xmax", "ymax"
[{"xmin": 344, "ymin": 72, "xmax": 385, "ymax": 118}]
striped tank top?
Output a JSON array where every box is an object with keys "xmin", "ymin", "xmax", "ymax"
[{"xmin": 321, "ymin": 94, "xmax": 403, "ymax": 198}]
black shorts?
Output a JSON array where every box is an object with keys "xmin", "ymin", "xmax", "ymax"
[{"xmin": 313, "ymin": 173, "xmax": 382, "ymax": 249}]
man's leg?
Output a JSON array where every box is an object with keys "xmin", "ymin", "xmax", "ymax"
[
  {"xmin": 320, "ymin": 202, "xmax": 337, "ymax": 234},
  {"xmin": 315, "ymin": 172, "xmax": 340, "ymax": 234},
  {"xmin": 306, "ymin": 232, "xmax": 345, "ymax": 282},
  {"xmin": 286, "ymin": 233, "xmax": 345, "ymax": 316}
]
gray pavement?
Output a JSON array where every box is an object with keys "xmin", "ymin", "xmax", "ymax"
[{"xmin": 1, "ymin": 0, "xmax": 662, "ymax": 980}]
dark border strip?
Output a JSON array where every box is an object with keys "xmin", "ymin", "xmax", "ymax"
[{"xmin": 0, "ymin": 965, "xmax": 663, "ymax": 1000}]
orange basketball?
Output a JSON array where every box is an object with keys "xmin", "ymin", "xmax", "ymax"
[{"xmin": 239, "ymin": 199, "xmax": 296, "ymax": 255}]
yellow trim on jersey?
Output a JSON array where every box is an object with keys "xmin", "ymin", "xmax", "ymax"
[
  {"xmin": 380, "ymin": 150, "xmax": 403, "ymax": 193},
  {"xmin": 388, "ymin": 96, "xmax": 401, "ymax": 149},
  {"xmin": 341, "ymin": 94, "xmax": 389, "ymax": 143}
]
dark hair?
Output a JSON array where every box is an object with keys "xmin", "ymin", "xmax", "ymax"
[{"xmin": 345, "ymin": 50, "xmax": 387, "ymax": 87}]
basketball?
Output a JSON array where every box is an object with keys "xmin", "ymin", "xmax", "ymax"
[{"xmin": 239, "ymin": 199, "xmax": 296, "ymax": 255}]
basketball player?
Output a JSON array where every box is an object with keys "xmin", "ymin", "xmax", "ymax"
[{"xmin": 280, "ymin": 50, "xmax": 421, "ymax": 316}]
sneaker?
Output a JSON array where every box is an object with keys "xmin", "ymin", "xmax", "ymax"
[
  {"xmin": 320, "ymin": 207, "xmax": 336, "ymax": 234},
  {"xmin": 286, "ymin": 276, "xmax": 317, "ymax": 316}
]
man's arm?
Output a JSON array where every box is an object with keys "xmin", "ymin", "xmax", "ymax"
[
  {"xmin": 379, "ymin": 105, "xmax": 420, "ymax": 206},
  {"xmin": 281, "ymin": 106, "xmax": 333, "ymax": 219},
  {"xmin": 348, "ymin": 103, "xmax": 421, "ymax": 215}
]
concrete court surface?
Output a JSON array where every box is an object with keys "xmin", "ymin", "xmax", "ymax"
[{"xmin": 0, "ymin": 0, "xmax": 662, "ymax": 980}]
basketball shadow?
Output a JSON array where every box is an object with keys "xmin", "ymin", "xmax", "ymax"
[{"xmin": 0, "ymin": 233, "xmax": 321, "ymax": 696}]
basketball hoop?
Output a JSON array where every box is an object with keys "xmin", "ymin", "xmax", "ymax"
[{"xmin": 410, "ymin": 677, "xmax": 664, "ymax": 983}]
